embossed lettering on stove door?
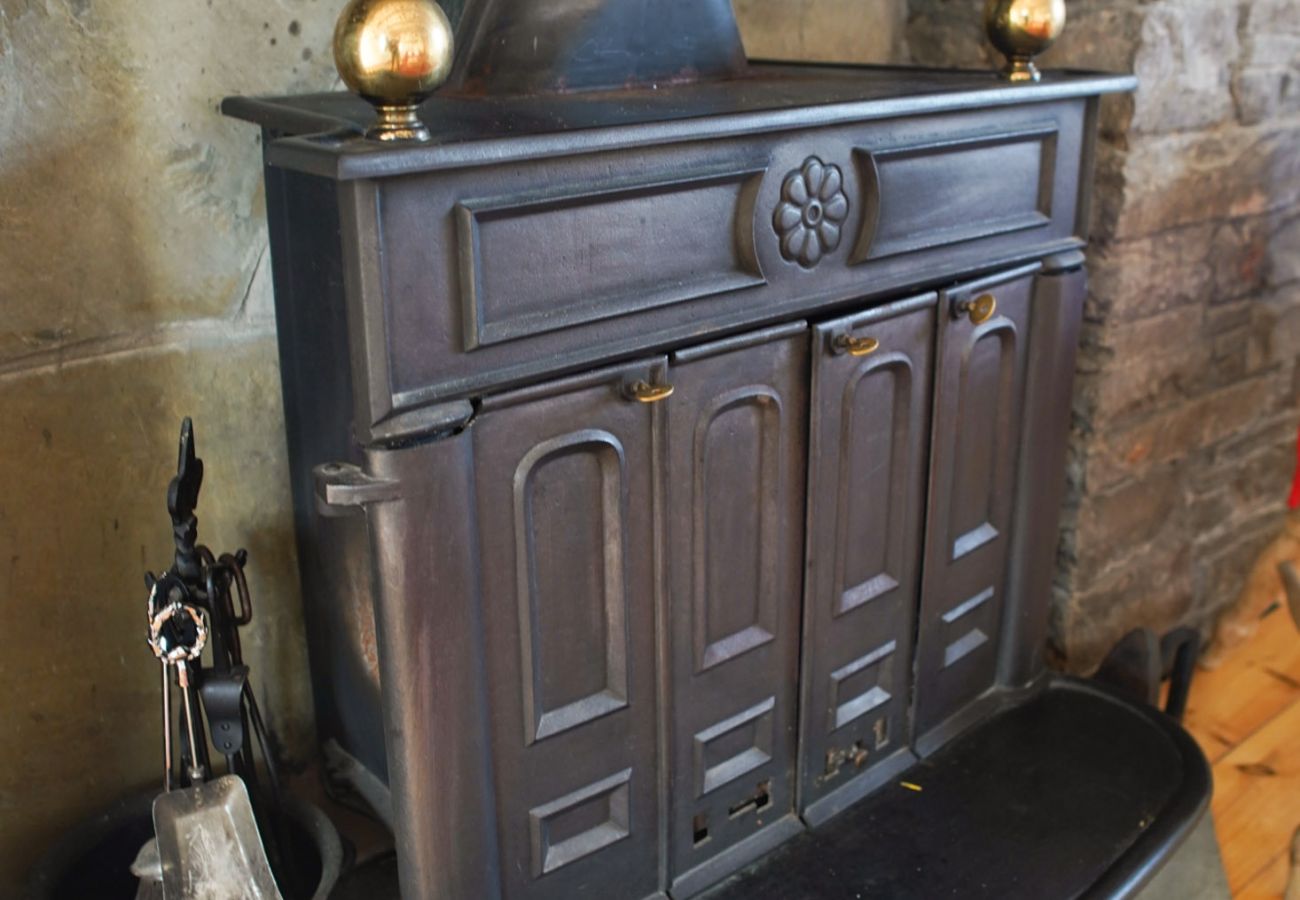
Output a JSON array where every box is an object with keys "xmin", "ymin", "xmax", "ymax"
[
  {"xmin": 473, "ymin": 361, "xmax": 666, "ymax": 900},
  {"xmin": 913, "ymin": 268, "xmax": 1035, "ymax": 745},
  {"xmin": 798, "ymin": 295, "xmax": 936, "ymax": 824},
  {"xmin": 664, "ymin": 324, "xmax": 808, "ymax": 895}
]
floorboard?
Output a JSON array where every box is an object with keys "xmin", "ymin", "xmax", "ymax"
[
  {"xmin": 1237, "ymin": 852, "xmax": 1290, "ymax": 900},
  {"xmin": 1185, "ymin": 610, "xmax": 1300, "ymax": 765},
  {"xmin": 1185, "ymin": 608, "xmax": 1300, "ymax": 899}
]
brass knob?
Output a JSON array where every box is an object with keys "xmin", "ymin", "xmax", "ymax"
[
  {"xmin": 984, "ymin": 0, "xmax": 1066, "ymax": 83},
  {"xmin": 961, "ymin": 293, "xmax": 998, "ymax": 325},
  {"xmin": 628, "ymin": 381, "xmax": 674, "ymax": 403},
  {"xmin": 833, "ymin": 335, "xmax": 880, "ymax": 357},
  {"xmin": 333, "ymin": 0, "xmax": 454, "ymax": 142}
]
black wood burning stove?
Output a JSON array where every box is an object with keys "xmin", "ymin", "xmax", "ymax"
[{"xmin": 225, "ymin": 1, "xmax": 1210, "ymax": 896}]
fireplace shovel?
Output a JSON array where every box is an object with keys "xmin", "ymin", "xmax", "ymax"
[
  {"xmin": 131, "ymin": 420, "xmax": 286, "ymax": 899},
  {"xmin": 148, "ymin": 774, "xmax": 282, "ymax": 900},
  {"xmin": 142, "ymin": 589, "xmax": 281, "ymax": 898},
  {"xmin": 142, "ymin": 608, "xmax": 282, "ymax": 898}
]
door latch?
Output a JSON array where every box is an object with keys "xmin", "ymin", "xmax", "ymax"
[{"xmin": 313, "ymin": 462, "xmax": 401, "ymax": 516}]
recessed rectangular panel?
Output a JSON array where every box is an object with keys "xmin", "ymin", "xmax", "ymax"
[
  {"xmin": 948, "ymin": 325, "xmax": 1017, "ymax": 562},
  {"xmin": 940, "ymin": 588, "xmax": 996, "ymax": 670},
  {"xmin": 953, "ymin": 522, "xmax": 999, "ymax": 561},
  {"xmin": 833, "ymin": 355, "xmax": 915, "ymax": 616},
  {"xmin": 693, "ymin": 698, "xmax": 776, "ymax": 797},
  {"xmin": 830, "ymin": 641, "xmax": 897, "ymax": 731},
  {"xmin": 943, "ymin": 629, "xmax": 990, "ymax": 668},
  {"xmin": 528, "ymin": 768, "xmax": 633, "ymax": 876},
  {"xmin": 514, "ymin": 429, "xmax": 630, "ymax": 744},
  {"xmin": 458, "ymin": 168, "xmax": 765, "ymax": 349},
  {"xmin": 694, "ymin": 388, "xmax": 783, "ymax": 672},
  {"xmin": 854, "ymin": 127, "xmax": 1057, "ymax": 262},
  {"xmin": 839, "ymin": 573, "xmax": 899, "ymax": 615},
  {"xmin": 942, "ymin": 587, "xmax": 994, "ymax": 624}
]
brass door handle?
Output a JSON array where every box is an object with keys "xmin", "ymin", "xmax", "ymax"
[
  {"xmin": 956, "ymin": 293, "xmax": 998, "ymax": 325},
  {"xmin": 833, "ymin": 335, "xmax": 880, "ymax": 357},
  {"xmin": 627, "ymin": 380, "xmax": 674, "ymax": 403}
]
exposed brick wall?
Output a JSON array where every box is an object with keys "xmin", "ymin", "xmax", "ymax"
[{"xmin": 908, "ymin": 0, "xmax": 1300, "ymax": 671}]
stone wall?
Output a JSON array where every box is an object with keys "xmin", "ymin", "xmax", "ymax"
[
  {"xmin": 907, "ymin": 0, "xmax": 1300, "ymax": 670},
  {"xmin": 0, "ymin": 0, "xmax": 338, "ymax": 889}
]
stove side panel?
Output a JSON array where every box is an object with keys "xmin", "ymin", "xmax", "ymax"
[
  {"xmin": 262, "ymin": 154, "xmax": 388, "ymax": 782},
  {"xmin": 363, "ymin": 433, "xmax": 506, "ymax": 900},
  {"xmin": 1000, "ymin": 257, "xmax": 1088, "ymax": 687}
]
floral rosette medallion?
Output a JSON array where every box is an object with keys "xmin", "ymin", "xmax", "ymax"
[{"xmin": 773, "ymin": 156, "xmax": 849, "ymax": 268}]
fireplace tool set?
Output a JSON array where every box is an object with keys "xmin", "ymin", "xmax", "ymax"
[{"xmin": 133, "ymin": 419, "xmax": 296, "ymax": 899}]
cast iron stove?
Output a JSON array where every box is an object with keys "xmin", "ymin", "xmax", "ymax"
[{"xmin": 224, "ymin": 2, "xmax": 1208, "ymax": 896}]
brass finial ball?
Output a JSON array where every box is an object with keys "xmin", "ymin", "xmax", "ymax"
[
  {"xmin": 333, "ymin": 0, "xmax": 454, "ymax": 141},
  {"xmin": 984, "ymin": 0, "xmax": 1066, "ymax": 82}
]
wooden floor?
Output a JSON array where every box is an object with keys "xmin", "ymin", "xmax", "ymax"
[{"xmin": 1184, "ymin": 607, "xmax": 1300, "ymax": 898}]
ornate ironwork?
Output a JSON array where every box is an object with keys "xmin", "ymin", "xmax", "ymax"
[{"xmin": 774, "ymin": 157, "xmax": 849, "ymax": 269}]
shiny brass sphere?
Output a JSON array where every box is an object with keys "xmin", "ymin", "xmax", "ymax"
[
  {"xmin": 984, "ymin": 0, "xmax": 1066, "ymax": 82},
  {"xmin": 333, "ymin": 0, "xmax": 454, "ymax": 141}
]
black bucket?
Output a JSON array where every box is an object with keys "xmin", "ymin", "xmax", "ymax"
[{"xmin": 26, "ymin": 786, "xmax": 341, "ymax": 900}]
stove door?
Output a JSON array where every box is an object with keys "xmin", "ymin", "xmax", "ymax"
[
  {"xmin": 472, "ymin": 359, "xmax": 667, "ymax": 900},
  {"xmin": 912, "ymin": 266, "xmax": 1036, "ymax": 745},
  {"xmin": 796, "ymin": 293, "xmax": 936, "ymax": 824},
  {"xmin": 663, "ymin": 322, "xmax": 809, "ymax": 896}
]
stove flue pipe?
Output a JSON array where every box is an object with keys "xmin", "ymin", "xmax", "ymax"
[{"xmin": 443, "ymin": 0, "xmax": 750, "ymax": 95}]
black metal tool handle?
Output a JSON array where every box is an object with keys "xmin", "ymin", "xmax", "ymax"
[{"xmin": 166, "ymin": 418, "xmax": 204, "ymax": 583}]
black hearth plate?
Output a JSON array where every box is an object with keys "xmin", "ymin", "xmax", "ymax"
[
  {"xmin": 702, "ymin": 676, "xmax": 1210, "ymax": 900},
  {"xmin": 331, "ymin": 677, "xmax": 1208, "ymax": 900}
]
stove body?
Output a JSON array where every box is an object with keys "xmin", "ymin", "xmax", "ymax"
[{"xmin": 227, "ymin": 31, "xmax": 1134, "ymax": 897}]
